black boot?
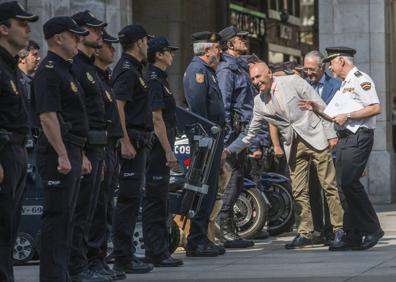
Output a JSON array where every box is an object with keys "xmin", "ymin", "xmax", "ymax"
[{"xmin": 220, "ymin": 218, "xmax": 254, "ymax": 248}]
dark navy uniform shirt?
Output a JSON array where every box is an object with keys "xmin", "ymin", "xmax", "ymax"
[
  {"xmin": 72, "ymin": 51, "xmax": 106, "ymax": 130},
  {"xmin": 0, "ymin": 45, "xmax": 28, "ymax": 134},
  {"xmin": 112, "ymin": 53, "xmax": 152, "ymax": 131},
  {"xmin": 33, "ymin": 51, "xmax": 88, "ymax": 138},
  {"xmin": 147, "ymin": 65, "xmax": 176, "ymax": 129},
  {"xmin": 95, "ymin": 66, "xmax": 123, "ymax": 139},
  {"xmin": 217, "ymin": 53, "xmax": 256, "ymax": 145},
  {"xmin": 183, "ymin": 56, "xmax": 225, "ymax": 126}
]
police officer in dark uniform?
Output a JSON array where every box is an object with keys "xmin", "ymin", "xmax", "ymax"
[
  {"xmin": 111, "ymin": 24, "xmax": 153, "ymax": 274},
  {"xmin": 183, "ymin": 31, "xmax": 226, "ymax": 257},
  {"xmin": 88, "ymin": 30, "xmax": 126, "ymax": 281},
  {"xmin": 142, "ymin": 36, "xmax": 183, "ymax": 267},
  {"xmin": 33, "ymin": 16, "xmax": 89, "ymax": 282},
  {"xmin": 216, "ymin": 25, "xmax": 261, "ymax": 249},
  {"xmin": 0, "ymin": 2, "xmax": 37, "ymax": 281},
  {"xmin": 68, "ymin": 11, "xmax": 112, "ymax": 282}
]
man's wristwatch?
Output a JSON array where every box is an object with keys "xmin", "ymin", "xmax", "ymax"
[{"xmin": 347, "ymin": 113, "xmax": 352, "ymax": 119}]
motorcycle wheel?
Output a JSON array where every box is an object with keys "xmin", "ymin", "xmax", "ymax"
[
  {"xmin": 234, "ymin": 187, "xmax": 267, "ymax": 239},
  {"xmin": 168, "ymin": 218, "xmax": 181, "ymax": 255},
  {"xmin": 266, "ymin": 182, "xmax": 295, "ymax": 236}
]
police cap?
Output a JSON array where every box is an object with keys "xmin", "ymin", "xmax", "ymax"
[
  {"xmin": 43, "ymin": 16, "xmax": 89, "ymax": 40},
  {"xmin": 218, "ymin": 25, "xmax": 248, "ymax": 43},
  {"xmin": 118, "ymin": 24, "xmax": 152, "ymax": 44},
  {"xmin": 148, "ymin": 36, "xmax": 178, "ymax": 55},
  {"xmin": 323, "ymin": 46, "xmax": 356, "ymax": 63},
  {"xmin": 72, "ymin": 10, "xmax": 107, "ymax": 28},
  {"xmin": 0, "ymin": 1, "xmax": 38, "ymax": 22},
  {"xmin": 103, "ymin": 29, "xmax": 119, "ymax": 43},
  {"xmin": 192, "ymin": 31, "xmax": 221, "ymax": 43}
]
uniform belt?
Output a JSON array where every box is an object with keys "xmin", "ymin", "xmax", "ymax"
[
  {"xmin": 336, "ymin": 127, "xmax": 373, "ymax": 138},
  {"xmin": 87, "ymin": 130, "xmax": 108, "ymax": 146},
  {"xmin": 64, "ymin": 132, "xmax": 87, "ymax": 148},
  {"xmin": 8, "ymin": 132, "xmax": 26, "ymax": 146}
]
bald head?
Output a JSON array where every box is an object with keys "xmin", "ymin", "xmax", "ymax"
[{"xmin": 249, "ymin": 62, "xmax": 273, "ymax": 93}]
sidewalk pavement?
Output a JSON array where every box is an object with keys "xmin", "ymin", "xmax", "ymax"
[{"xmin": 15, "ymin": 204, "xmax": 396, "ymax": 282}]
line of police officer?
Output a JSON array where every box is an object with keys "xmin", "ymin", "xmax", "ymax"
[{"xmin": 0, "ymin": 1, "xmax": 187, "ymax": 282}]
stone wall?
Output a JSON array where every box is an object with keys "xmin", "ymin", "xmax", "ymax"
[
  {"xmin": 319, "ymin": 0, "xmax": 396, "ymax": 203},
  {"xmin": 132, "ymin": 0, "xmax": 228, "ymax": 105}
]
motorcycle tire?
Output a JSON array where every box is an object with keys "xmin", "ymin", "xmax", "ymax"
[
  {"xmin": 265, "ymin": 182, "xmax": 295, "ymax": 236},
  {"xmin": 168, "ymin": 218, "xmax": 181, "ymax": 254},
  {"xmin": 234, "ymin": 187, "xmax": 267, "ymax": 239}
]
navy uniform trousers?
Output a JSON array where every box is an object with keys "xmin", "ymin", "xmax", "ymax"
[
  {"xmin": 219, "ymin": 150, "xmax": 246, "ymax": 221},
  {"xmin": 69, "ymin": 146, "xmax": 105, "ymax": 275},
  {"xmin": 142, "ymin": 131, "xmax": 175, "ymax": 261},
  {"xmin": 335, "ymin": 128, "xmax": 380, "ymax": 237},
  {"xmin": 37, "ymin": 138, "xmax": 82, "ymax": 282},
  {"xmin": 112, "ymin": 139, "xmax": 147, "ymax": 264},
  {"xmin": 0, "ymin": 143, "xmax": 27, "ymax": 282},
  {"xmin": 87, "ymin": 140, "xmax": 119, "ymax": 265}
]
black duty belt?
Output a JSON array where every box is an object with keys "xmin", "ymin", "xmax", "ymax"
[
  {"xmin": 64, "ymin": 132, "xmax": 87, "ymax": 148},
  {"xmin": 126, "ymin": 128, "xmax": 154, "ymax": 149},
  {"xmin": 8, "ymin": 132, "xmax": 26, "ymax": 146},
  {"xmin": 87, "ymin": 130, "xmax": 108, "ymax": 146},
  {"xmin": 336, "ymin": 127, "xmax": 373, "ymax": 138}
]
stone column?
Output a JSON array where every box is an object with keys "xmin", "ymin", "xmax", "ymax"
[{"xmin": 319, "ymin": 0, "xmax": 396, "ymax": 203}]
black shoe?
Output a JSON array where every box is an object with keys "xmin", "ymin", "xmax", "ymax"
[
  {"xmin": 70, "ymin": 269, "xmax": 111, "ymax": 282},
  {"xmin": 207, "ymin": 241, "xmax": 226, "ymax": 255},
  {"xmin": 326, "ymin": 229, "xmax": 344, "ymax": 248},
  {"xmin": 186, "ymin": 243, "xmax": 219, "ymax": 257},
  {"xmin": 221, "ymin": 224, "xmax": 255, "ymax": 248},
  {"xmin": 90, "ymin": 261, "xmax": 117, "ymax": 281},
  {"xmin": 329, "ymin": 233, "xmax": 362, "ymax": 251},
  {"xmin": 102, "ymin": 262, "xmax": 126, "ymax": 281},
  {"xmin": 113, "ymin": 257, "xmax": 154, "ymax": 274},
  {"xmin": 360, "ymin": 229, "xmax": 384, "ymax": 250},
  {"xmin": 285, "ymin": 234, "xmax": 313, "ymax": 249},
  {"xmin": 145, "ymin": 256, "xmax": 183, "ymax": 267}
]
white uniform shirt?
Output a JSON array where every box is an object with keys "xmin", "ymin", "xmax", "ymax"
[{"xmin": 336, "ymin": 66, "xmax": 380, "ymax": 131}]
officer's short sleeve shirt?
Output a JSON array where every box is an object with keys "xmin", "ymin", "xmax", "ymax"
[{"xmin": 339, "ymin": 67, "xmax": 380, "ymax": 130}]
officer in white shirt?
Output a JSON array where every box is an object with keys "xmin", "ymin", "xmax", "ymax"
[{"xmin": 299, "ymin": 47, "xmax": 383, "ymax": 251}]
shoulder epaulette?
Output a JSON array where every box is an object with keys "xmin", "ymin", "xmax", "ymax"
[
  {"xmin": 45, "ymin": 60, "xmax": 54, "ymax": 69},
  {"xmin": 354, "ymin": 71, "xmax": 362, "ymax": 77},
  {"xmin": 149, "ymin": 72, "xmax": 159, "ymax": 81},
  {"xmin": 122, "ymin": 61, "xmax": 131, "ymax": 70}
]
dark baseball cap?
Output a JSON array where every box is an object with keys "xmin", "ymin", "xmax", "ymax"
[
  {"xmin": 72, "ymin": 10, "xmax": 107, "ymax": 28},
  {"xmin": 191, "ymin": 31, "xmax": 221, "ymax": 43},
  {"xmin": 218, "ymin": 25, "xmax": 248, "ymax": 42},
  {"xmin": 43, "ymin": 16, "xmax": 89, "ymax": 40},
  {"xmin": 118, "ymin": 24, "xmax": 152, "ymax": 43},
  {"xmin": 323, "ymin": 46, "xmax": 356, "ymax": 63},
  {"xmin": 148, "ymin": 36, "xmax": 178, "ymax": 55},
  {"xmin": 102, "ymin": 29, "xmax": 119, "ymax": 43},
  {"xmin": 0, "ymin": 1, "xmax": 38, "ymax": 22}
]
